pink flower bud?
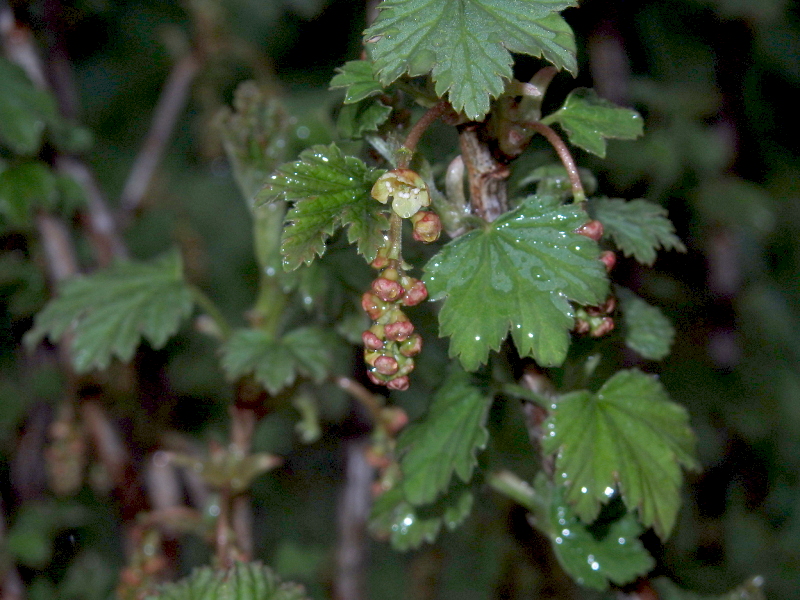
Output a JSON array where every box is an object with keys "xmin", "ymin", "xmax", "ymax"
[
  {"xmin": 600, "ymin": 251, "xmax": 617, "ymax": 272},
  {"xmin": 361, "ymin": 292, "xmax": 388, "ymax": 320},
  {"xmin": 372, "ymin": 277, "xmax": 405, "ymax": 302},
  {"xmin": 591, "ymin": 317, "xmax": 615, "ymax": 337},
  {"xmin": 576, "ymin": 220, "xmax": 604, "ymax": 241},
  {"xmin": 411, "ymin": 211, "xmax": 442, "ymax": 243},
  {"xmin": 371, "ymin": 254, "xmax": 389, "ymax": 270},
  {"xmin": 399, "ymin": 333, "xmax": 423, "ymax": 357},
  {"xmin": 385, "ymin": 320, "xmax": 414, "ymax": 341},
  {"xmin": 387, "ymin": 376, "xmax": 410, "ymax": 391},
  {"xmin": 362, "ymin": 330, "xmax": 384, "ymax": 350},
  {"xmin": 381, "ymin": 407, "xmax": 409, "ymax": 434},
  {"xmin": 374, "ymin": 355, "xmax": 399, "ymax": 376},
  {"xmin": 401, "ymin": 279, "xmax": 428, "ymax": 306},
  {"xmin": 367, "ymin": 370, "xmax": 386, "ymax": 386}
]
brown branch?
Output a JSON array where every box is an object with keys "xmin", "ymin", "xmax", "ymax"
[
  {"xmin": 523, "ymin": 121, "xmax": 585, "ymax": 202},
  {"xmin": 334, "ymin": 439, "xmax": 374, "ymax": 600},
  {"xmin": 118, "ymin": 52, "xmax": 201, "ymax": 224},
  {"xmin": 229, "ymin": 406, "xmax": 256, "ymax": 560},
  {"xmin": 335, "ymin": 377, "xmax": 384, "ymax": 424},
  {"xmin": 458, "ymin": 125, "xmax": 509, "ymax": 222}
]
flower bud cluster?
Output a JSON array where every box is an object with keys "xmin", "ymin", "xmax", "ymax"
[
  {"xmin": 361, "ymin": 262, "xmax": 426, "ymax": 390},
  {"xmin": 575, "ymin": 295, "xmax": 616, "ymax": 337}
]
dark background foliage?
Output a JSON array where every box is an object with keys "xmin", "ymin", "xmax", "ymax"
[{"xmin": 1, "ymin": 0, "xmax": 798, "ymax": 598}]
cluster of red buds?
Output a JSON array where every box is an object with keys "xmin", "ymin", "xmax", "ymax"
[
  {"xmin": 575, "ymin": 295, "xmax": 616, "ymax": 337},
  {"xmin": 574, "ymin": 219, "xmax": 617, "ymax": 336},
  {"xmin": 361, "ymin": 260, "xmax": 427, "ymax": 390}
]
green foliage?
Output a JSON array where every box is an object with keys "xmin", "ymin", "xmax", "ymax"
[
  {"xmin": 364, "ymin": 0, "xmax": 577, "ymax": 119},
  {"xmin": 25, "ymin": 251, "xmax": 195, "ymax": 372},
  {"xmin": 369, "ymin": 484, "xmax": 474, "ymax": 551},
  {"xmin": 329, "ymin": 60, "xmax": 384, "ymax": 104},
  {"xmin": 0, "ymin": 58, "xmax": 59, "ymax": 155},
  {"xmin": 397, "ymin": 370, "xmax": 491, "ymax": 504},
  {"xmin": 542, "ymin": 88, "xmax": 643, "ymax": 158},
  {"xmin": 265, "ymin": 143, "xmax": 388, "ymax": 269},
  {"xmin": 4, "ymin": 502, "xmax": 88, "ymax": 568},
  {"xmin": 618, "ymin": 287, "xmax": 675, "ymax": 360},
  {"xmin": 220, "ymin": 327, "xmax": 332, "ymax": 395},
  {"xmin": 591, "ymin": 197, "xmax": 686, "ymax": 265},
  {"xmin": 543, "ymin": 369, "xmax": 698, "ymax": 537},
  {"xmin": 425, "ymin": 194, "xmax": 608, "ymax": 370},
  {"xmin": 536, "ymin": 479, "xmax": 654, "ymax": 590},
  {"xmin": 145, "ymin": 562, "xmax": 311, "ymax": 600},
  {"xmin": 336, "ymin": 100, "xmax": 392, "ymax": 139},
  {"xmin": 0, "ymin": 161, "xmax": 57, "ymax": 226}
]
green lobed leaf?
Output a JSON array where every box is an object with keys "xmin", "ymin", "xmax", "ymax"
[
  {"xmin": 221, "ymin": 326, "xmax": 332, "ymax": 395},
  {"xmin": 145, "ymin": 561, "xmax": 310, "ymax": 600},
  {"xmin": 542, "ymin": 369, "xmax": 699, "ymax": 538},
  {"xmin": 369, "ymin": 484, "xmax": 474, "ymax": 552},
  {"xmin": 364, "ymin": 0, "xmax": 577, "ymax": 120},
  {"xmin": 397, "ymin": 369, "xmax": 492, "ymax": 505},
  {"xmin": 424, "ymin": 195, "xmax": 608, "ymax": 370},
  {"xmin": 336, "ymin": 98, "xmax": 392, "ymax": 138},
  {"xmin": 329, "ymin": 60, "xmax": 385, "ymax": 104},
  {"xmin": 590, "ymin": 197, "xmax": 686, "ymax": 266},
  {"xmin": 0, "ymin": 161, "xmax": 58, "ymax": 227},
  {"xmin": 529, "ymin": 476, "xmax": 653, "ymax": 590},
  {"xmin": 617, "ymin": 287, "xmax": 675, "ymax": 361},
  {"xmin": 266, "ymin": 143, "xmax": 389, "ymax": 269},
  {"xmin": 25, "ymin": 251, "xmax": 194, "ymax": 373},
  {"xmin": 542, "ymin": 88, "xmax": 643, "ymax": 158}
]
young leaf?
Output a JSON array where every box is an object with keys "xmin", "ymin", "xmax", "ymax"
[
  {"xmin": 542, "ymin": 369, "xmax": 699, "ymax": 538},
  {"xmin": 397, "ymin": 370, "xmax": 492, "ymax": 505},
  {"xmin": 266, "ymin": 144, "xmax": 389, "ymax": 269},
  {"xmin": 337, "ymin": 99, "xmax": 392, "ymax": 139},
  {"xmin": 25, "ymin": 251, "xmax": 194, "ymax": 373},
  {"xmin": 145, "ymin": 561, "xmax": 310, "ymax": 600},
  {"xmin": 369, "ymin": 484, "xmax": 474, "ymax": 552},
  {"xmin": 590, "ymin": 197, "xmax": 686, "ymax": 265},
  {"xmin": 425, "ymin": 195, "xmax": 608, "ymax": 370},
  {"xmin": 617, "ymin": 287, "xmax": 675, "ymax": 361},
  {"xmin": 329, "ymin": 60, "xmax": 384, "ymax": 104},
  {"xmin": 528, "ymin": 476, "xmax": 653, "ymax": 590},
  {"xmin": 221, "ymin": 326, "xmax": 332, "ymax": 395},
  {"xmin": 0, "ymin": 161, "xmax": 58, "ymax": 226},
  {"xmin": 0, "ymin": 59, "xmax": 58, "ymax": 155},
  {"xmin": 364, "ymin": 0, "xmax": 577, "ymax": 120},
  {"xmin": 542, "ymin": 88, "xmax": 643, "ymax": 158}
]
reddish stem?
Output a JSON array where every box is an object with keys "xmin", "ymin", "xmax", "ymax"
[
  {"xmin": 523, "ymin": 121, "xmax": 586, "ymax": 202},
  {"xmin": 400, "ymin": 101, "xmax": 450, "ymax": 166}
]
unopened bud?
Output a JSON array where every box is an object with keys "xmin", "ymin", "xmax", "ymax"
[
  {"xmin": 371, "ymin": 254, "xmax": 390, "ymax": 270},
  {"xmin": 367, "ymin": 370, "xmax": 386, "ymax": 386},
  {"xmin": 576, "ymin": 220, "xmax": 604, "ymax": 241},
  {"xmin": 591, "ymin": 317, "xmax": 615, "ymax": 337},
  {"xmin": 364, "ymin": 350, "xmax": 381, "ymax": 367},
  {"xmin": 362, "ymin": 292, "xmax": 389, "ymax": 320},
  {"xmin": 362, "ymin": 330, "xmax": 384, "ymax": 350},
  {"xmin": 600, "ymin": 251, "xmax": 617, "ymax": 272},
  {"xmin": 574, "ymin": 319, "xmax": 590, "ymax": 334},
  {"xmin": 372, "ymin": 278, "xmax": 405, "ymax": 302},
  {"xmin": 374, "ymin": 355, "xmax": 399, "ymax": 376},
  {"xmin": 401, "ymin": 279, "xmax": 428, "ymax": 306},
  {"xmin": 399, "ymin": 333, "xmax": 423, "ymax": 357},
  {"xmin": 381, "ymin": 407, "xmax": 409, "ymax": 435},
  {"xmin": 387, "ymin": 376, "xmax": 410, "ymax": 391},
  {"xmin": 385, "ymin": 320, "xmax": 414, "ymax": 341},
  {"xmin": 411, "ymin": 211, "xmax": 442, "ymax": 243}
]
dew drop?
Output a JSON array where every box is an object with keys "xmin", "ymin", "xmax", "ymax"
[
  {"xmin": 475, "ymin": 335, "xmax": 481, "ymax": 341},
  {"xmin": 208, "ymin": 504, "xmax": 221, "ymax": 517},
  {"xmin": 296, "ymin": 125, "xmax": 310, "ymax": 139},
  {"xmin": 618, "ymin": 537, "xmax": 626, "ymax": 545},
  {"xmin": 402, "ymin": 516, "xmax": 413, "ymax": 527},
  {"xmin": 561, "ymin": 528, "xmax": 570, "ymax": 536},
  {"xmin": 590, "ymin": 561, "xmax": 600, "ymax": 571},
  {"xmin": 265, "ymin": 267, "xmax": 276, "ymax": 277},
  {"xmin": 581, "ymin": 486, "xmax": 588, "ymax": 494},
  {"xmin": 603, "ymin": 486, "xmax": 614, "ymax": 497}
]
